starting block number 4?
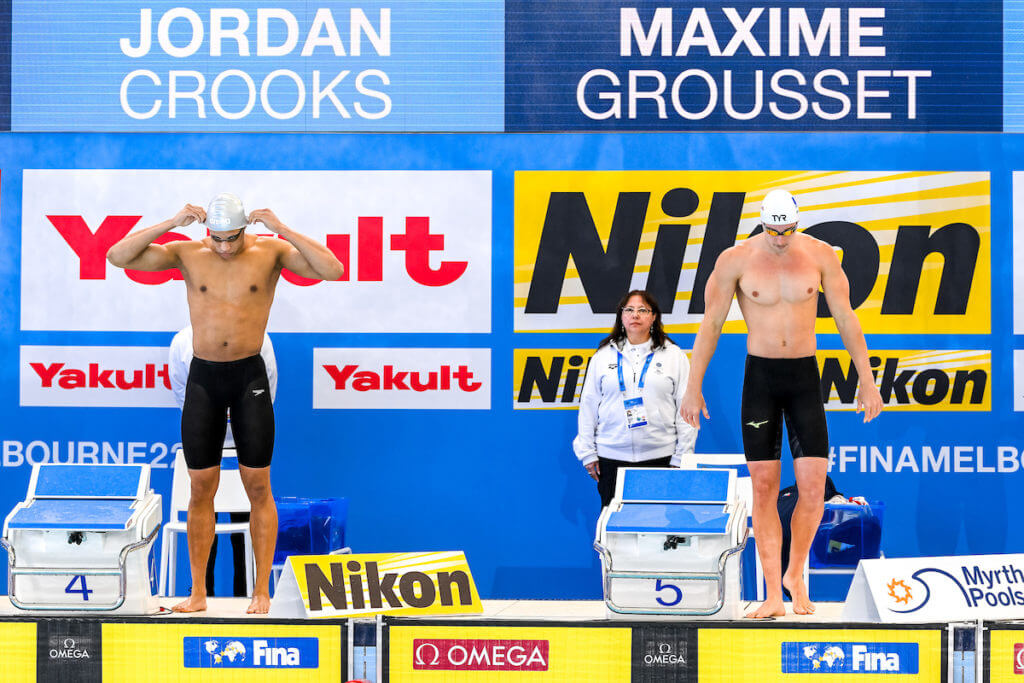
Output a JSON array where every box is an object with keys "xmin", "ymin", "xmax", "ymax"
[{"xmin": 65, "ymin": 575, "xmax": 94, "ymax": 601}]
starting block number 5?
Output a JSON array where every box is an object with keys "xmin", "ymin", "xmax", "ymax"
[
  {"xmin": 654, "ymin": 578, "xmax": 683, "ymax": 606},
  {"xmin": 65, "ymin": 575, "xmax": 94, "ymax": 601}
]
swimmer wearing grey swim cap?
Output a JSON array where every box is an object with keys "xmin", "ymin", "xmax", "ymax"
[{"xmin": 105, "ymin": 194, "xmax": 344, "ymax": 616}]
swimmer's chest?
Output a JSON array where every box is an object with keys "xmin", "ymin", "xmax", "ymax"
[
  {"xmin": 182, "ymin": 252, "xmax": 279, "ymax": 302},
  {"xmin": 737, "ymin": 255, "xmax": 820, "ymax": 306}
]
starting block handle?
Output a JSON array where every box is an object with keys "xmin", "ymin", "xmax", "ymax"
[{"xmin": 0, "ymin": 526, "xmax": 158, "ymax": 612}]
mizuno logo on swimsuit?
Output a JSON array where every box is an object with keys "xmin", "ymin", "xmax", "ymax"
[
  {"xmin": 746, "ymin": 420, "xmax": 769, "ymax": 428},
  {"xmin": 252, "ymin": 389, "xmax": 265, "ymax": 396}
]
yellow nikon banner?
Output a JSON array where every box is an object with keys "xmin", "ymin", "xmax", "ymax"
[
  {"xmin": 0, "ymin": 622, "xmax": 36, "ymax": 683},
  {"xmin": 269, "ymin": 551, "xmax": 482, "ymax": 618},
  {"xmin": 513, "ymin": 348, "xmax": 596, "ymax": 409},
  {"xmin": 988, "ymin": 628, "xmax": 1024, "ymax": 682},
  {"xmin": 698, "ymin": 627, "xmax": 942, "ymax": 681},
  {"xmin": 388, "ymin": 624, "xmax": 631, "ymax": 682},
  {"xmin": 818, "ymin": 349, "xmax": 991, "ymax": 412},
  {"xmin": 101, "ymin": 622, "xmax": 342, "ymax": 682},
  {"xmin": 514, "ymin": 170, "xmax": 990, "ymax": 335}
]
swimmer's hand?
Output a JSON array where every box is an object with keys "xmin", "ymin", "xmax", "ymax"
[
  {"xmin": 680, "ymin": 389, "xmax": 710, "ymax": 428},
  {"xmin": 248, "ymin": 208, "xmax": 284, "ymax": 234},
  {"xmin": 173, "ymin": 204, "xmax": 206, "ymax": 228},
  {"xmin": 856, "ymin": 381, "xmax": 883, "ymax": 423}
]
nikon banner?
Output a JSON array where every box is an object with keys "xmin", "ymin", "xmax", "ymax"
[
  {"xmin": 269, "ymin": 552, "xmax": 482, "ymax": 619},
  {"xmin": 514, "ymin": 170, "xmax": 990, "ymax": 334}
]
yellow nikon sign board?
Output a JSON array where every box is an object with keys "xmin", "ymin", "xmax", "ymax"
[
  {"xmin": 271, "ymin": 551, "xmax": 482, "ymax": 618},
  {"xmin": 818, "ymin": 349, "xmax": 991, "ymax": 411},
  {"xmin": 515, "ymin": 170, "xmax": 990, "ymax": 335}
]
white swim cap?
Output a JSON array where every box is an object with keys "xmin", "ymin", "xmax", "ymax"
[
  {"xmin": 760, "ymin": 189, "xmax": 799, "ymax": 227},
  {"xmin": 206, "ymin": 193, "xmax": 248, "ymax": 231}
]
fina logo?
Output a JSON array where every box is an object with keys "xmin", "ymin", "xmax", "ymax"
[
  {"xmin": 886, "ymin": 564, "xmax": 1024, "ymax": 613},
  {"xmin": 781, "ymin": 642, "xmax": 919, "ymax": 674},
  {"xmin": 183, "ymin": 637, "xmax": 319, "ymax": 669}
]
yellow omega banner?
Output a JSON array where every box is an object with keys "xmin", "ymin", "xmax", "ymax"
[
  {"xmin": 698, "ymin": 628, "xmax": 942, "ymax": 681},
  {"xmin": 514, "ymin": 171, "xmax": 990, "ymax": 335},
  {"xmin": 272, "ymin": 551, "xmax": 482, "ymax": 618},
  {"xmin": 818, "ymin": 349, "xmax": 991, "ymax": 412},
  {"xmin": 0, "ymin": 622, "xmax": 36, "ymax": 682},
  {"xmin": 987, "ymin": 628, "xmax": 1024, "ymax": 682},
  {"xmin": 388, "ymin": 624, "xmax": 631, "ymax": 682},
  {"xmin": 101, "ymin": 623, "xmax": 342, "ymax": 682}
]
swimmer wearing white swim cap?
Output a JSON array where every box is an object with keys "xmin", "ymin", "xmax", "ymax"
[
  {"xmin": 679, "ymin": 187, "xmax": 882, "ymax": 620},
  {"xmin": 105, "ymin": 195, "xmax": 344, "ymax": 616}
]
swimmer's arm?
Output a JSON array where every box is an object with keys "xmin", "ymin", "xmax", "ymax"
[
  {"xmin": 820, "ymin": 243, "xmax": 882, "ymax": 422},
  {"xmin": 680, "ymin": 250, "xmax": 739, "ymax": 425},
  {"xmin": 106, "ymin": 204, "xmax": 202, "ymax": 271},
  {"xmin": 686, "ymin": 250, "xmax": 740, "ymax": 393},
  {"xmin": 250, "ymin": 209, "xmax": 345, "ymax": 281}
]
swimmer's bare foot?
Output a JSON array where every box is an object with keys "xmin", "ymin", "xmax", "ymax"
[
  {"xmin": 247, "ymin": 593, "xmax": 271, "ymax": 614},
  {"xmin": 745, "ymin": 598, "xmax": 785, "ymax": 619},
  {"xmin": 783, "ymin": 573, "xmax": 815, "ymax": 615},
  {"xmin": 171, "ymin": 594, "xmax": 207, "ymax": 613}
]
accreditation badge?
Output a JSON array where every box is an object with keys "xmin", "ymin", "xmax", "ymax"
[{"xmin": 623, "ymin": 396, "xmax": 648, "ymax": 429}]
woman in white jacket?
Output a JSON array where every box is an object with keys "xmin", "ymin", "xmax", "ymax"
[{"xmin": 574, "ymin": 290, "xmax": 698, "ymax": 507}]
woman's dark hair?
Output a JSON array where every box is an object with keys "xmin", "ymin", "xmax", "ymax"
[{"xmin": 597, "ymin": 289, "xmax": 672, "ymax": 349}]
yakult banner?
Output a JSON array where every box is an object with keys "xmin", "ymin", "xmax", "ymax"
[
  {"xmin": 22, "ymin": 169, "xmax": 491, "ymax": 333},
  {"xmin": 20, "ymin": 345, "xmax": 175, "ymax": 408},
  {"xmin": 515, "ymin": 170, "xmax": 990, "ymax": 334},
  {"xmin": 313, "ymin": 348, "xmax": 491, "ymax": 410},
  {"xmin": 506, "ymin": 0, "xmax": 1002, "ymax": 131},
  {"xmin": 11, "ymin": 1, "xmax": 504, "ymax": 132}
]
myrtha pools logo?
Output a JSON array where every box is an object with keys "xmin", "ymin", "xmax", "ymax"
[
  {"xmin": 781, "ymin": 643, "xmax": 919, "ymax": 674},
  {"xmin": 886, "ymin": 564, "xmax": 1024, "ymax": 613},
  {"xmin": 183, "ymin": 637, "xmax": 318, "ymax": 669}
]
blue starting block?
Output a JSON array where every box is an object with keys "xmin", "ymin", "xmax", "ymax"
[
  {"xmin": 1, "ymin": 464, "xmax": 161, "ymax": 613},
  {"xmin": 594, "ymin": 467, "xmax": 748, "ymax": 618}
]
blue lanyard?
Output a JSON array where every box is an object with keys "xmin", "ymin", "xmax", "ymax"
[{"xmin": 617, "ymin": 350, "xmax": 654, "ymax": 393}]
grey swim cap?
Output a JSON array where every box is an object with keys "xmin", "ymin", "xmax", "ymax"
[{"xmin": 206, "ymin": 193, "xmax": 248, "ymax": 231}]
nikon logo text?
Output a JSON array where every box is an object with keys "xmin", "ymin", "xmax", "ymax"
[
  {"xmin": 818, "ymin": 350, "xmax": 990, "ymax": 411},
  {"xmin": 305, "ymin": 560, "xmax": 475, "ymax": 613}
]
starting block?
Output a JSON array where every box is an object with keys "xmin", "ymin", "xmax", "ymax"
[
  {"xmin": 1, "ymin": 464, "xmax": 161, "ymax": 614},
  {"xmin": 594, "ymin": 467, "xmax": 748, "ymax": 618}
]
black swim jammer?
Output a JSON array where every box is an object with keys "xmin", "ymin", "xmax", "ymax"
[
  {"xmin": 740, "ymin": 355, "xmax": 828, "ymax": 461},
  {"xmin": 181, "ymin": 355, "xmax": 274, "ymax": 470}
]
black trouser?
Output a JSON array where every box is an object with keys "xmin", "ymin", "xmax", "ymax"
[
  {"xmin": 181, "ymin": 355, "xmax": 274, "ymax": 469},
  {"xmin": 596, "ymin": 455, "xmax": 673, "ymax": 507},
  {"xmin": 740, "ymin": 355, "xmax": 828, "ymax": 461}
]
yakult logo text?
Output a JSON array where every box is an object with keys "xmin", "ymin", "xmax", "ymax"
[
  {"xmin": 314, "ymin": 348, "xmax": 491, "ymax": 410},
  {"xmin": 50, "ymin": 214, "xmax": 466, "ymax": 287},
  {"xmin": 20, "ymin": 346, "xmax": 176, "ymax": 408},
  {"xmin": 413, "ymin": 639, "xmax": 549, "ymax": 671},
  {"xmin": 22, "ymin": 170, "xmax": 491, "ymax": 333}
]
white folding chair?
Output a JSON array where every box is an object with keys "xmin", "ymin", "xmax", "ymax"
[{"xmin": 158, "ymin": 449, "xmax": 255, "ymax": 597}]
